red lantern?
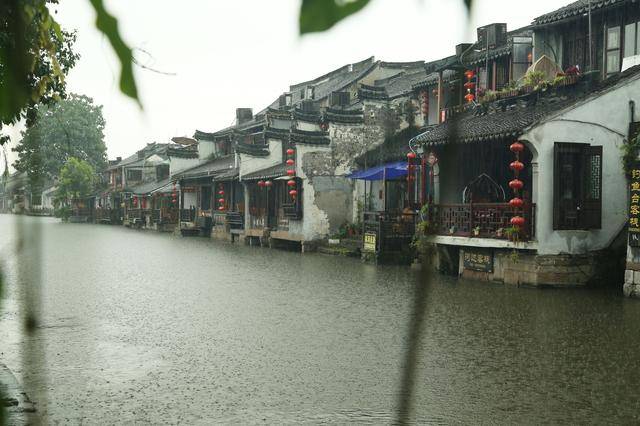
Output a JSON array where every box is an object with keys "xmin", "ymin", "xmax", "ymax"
[
  {"xmin": 287, "ymin": 169, "xmax": 296, "ymax": 176},
  {"xmin": 286, "ymin": 159, "xmax": 295, "ymax": 166},
  {"xmin": 286, "ymin": 148, "xmax": 295, "ymax": 156},
  {"xmin": 218, "ymin": 190, "xmax": 225, "ymax": 195},
  {"xmin": 218, "ymin": 197, "xmax": 225, "ymax": 203},
  {"xmin": 265, "ymin": 180, "xmax": 273, "ymax": 187},
  {"xmin": 464, "ymin": 93, "xmax": 475, "ymax": 103},
  {"xmin": 287, "ymin": 180, "xmax": 296, "ymax": 187},
  {"xmin": 510, "ymin": 216, "xmax": 525, "ymax": 227},
  {"xmin": 464, "ymin": 70, "xmax": 475, "ymax": 80},
  {"xmin": 218, "ymin": 206, "xmax": 225, "ymax": 211},
  {"xmin": 464, "ymin": 81, "xmax": 475, "ymax": 90},
  {"xmin": 258, "ymin": 180, "xmax": 265, "ymax": 187},
  {"xmin": 510, "ymin": 141, "xmax": 525, "ymax": 153},
  {"xmin": 509, "ymin": 197, "xmax": 524, "ymax": 208},
  {"xmin": 289, "ymin": 189, "xmax": 298, "ymax": 197},
  {"xmin": 133, "ymin": 196, "xmax": 138, "ymax": 206},
  {"xmin": 510, "ymin": 161, "xmax": 524, "ymax": 172},
  {"xmin": 407, "ymin": 152, "xmax": 417, "ymax": 160},
  {"xmin": 509, "ymin": 179, "xmax": 524, "ymax": 190}
]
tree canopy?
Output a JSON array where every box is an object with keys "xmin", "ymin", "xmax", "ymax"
[
  {"xmin": 55, "ymin": 156, "xmax": 95, "ymax": 202},
  {"xmin": 13, "ymin": 93, "xmax": 107, "ymax": 187}
]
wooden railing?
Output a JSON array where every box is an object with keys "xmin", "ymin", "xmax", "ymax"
[
  {"xmin": 430, "ymin": 202, "xmax": 535, "ymax": 240},
  {"xmin": 226, "ymin": 211, "xmax": 244, "ymax": 230},
  {"xmin": 213, "ymin": 212, "xmax": 227, "ymax": 228},
  {"xmin": 363, "ymin": 211, "xmax": 417, "ymax": 253}
]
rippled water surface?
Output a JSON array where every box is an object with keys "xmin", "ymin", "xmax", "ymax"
[{"xmin": 1, "ymin": 215, "xmax": 640, "ymax": 424}]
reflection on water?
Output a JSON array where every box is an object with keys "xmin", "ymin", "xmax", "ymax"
[{"xmin": 1, "ymin": 215, "xmax": 640, "ymax": 424}]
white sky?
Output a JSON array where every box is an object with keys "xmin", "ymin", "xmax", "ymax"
[{"xmin": 5, "ymin": 0, "xmax": 563, "ymax": 165}]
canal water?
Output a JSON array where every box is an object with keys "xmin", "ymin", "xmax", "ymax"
[{"xmin": 1, "ymin": 215, "xmax": 640, "ymax": 424}]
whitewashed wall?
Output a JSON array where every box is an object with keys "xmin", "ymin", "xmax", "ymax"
[{"xmin": 523, "ymin": 74, "xmax": 640, "ymax": 255}]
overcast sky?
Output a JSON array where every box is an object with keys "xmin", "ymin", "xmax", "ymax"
[{"xmin": 6, "ymin": 0, "xmax": 563, "ymax": 165}]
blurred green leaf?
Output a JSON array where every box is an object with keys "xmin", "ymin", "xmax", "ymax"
[
  {"xmin": 299, "ymin": 0, "xmax": 371, "ymax": 35},
  {"xmin": 88, "ymin": 0, "xmax": 139, "ymax": 105}
]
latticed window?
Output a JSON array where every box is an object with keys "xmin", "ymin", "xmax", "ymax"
[{"xmin": 553, "ymin": 143, "xmax": 602, "ymax": 230}]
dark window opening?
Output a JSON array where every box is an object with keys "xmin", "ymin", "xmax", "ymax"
[
  {"xmin": 201, "ymin": 186, "xmax": 212, "ymax": 211},
  {"xmin": 553, "ymin": 143, "xmax": 602, "ymax": 230}
]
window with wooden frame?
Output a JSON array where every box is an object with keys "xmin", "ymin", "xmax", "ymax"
[
  {"xmin": 624, "ymin": 21, "xmax": 640, "ymax": 59},
  {"xmin": 606, "ymin": 26, "xmax": 622, "ymax": 76},
  {"xmin": 553, "ymin": 143, "xmax": 602, "ymax": 230}
]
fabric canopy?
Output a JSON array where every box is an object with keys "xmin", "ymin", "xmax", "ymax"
[{"xmin": 347, "ymin": 161, "xmax": 408, "ymax": 181}]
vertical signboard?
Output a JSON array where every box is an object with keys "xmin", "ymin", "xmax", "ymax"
[{"xmin": 630, "ymin": 163, "xmax": 640, "ymax": 247}]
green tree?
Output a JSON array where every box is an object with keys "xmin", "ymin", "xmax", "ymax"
[
  {"xmin": 0, "ymin": 0, "xmax": 137, "ymax": 139},
  {"xmin": 55, "ymin": 156, "xmax": 95, "ymax": 203},
  {"xmin": 13, "ymin": 93, "xmax": 107, "ymax": 190},
  {"xmin": 0, "ymin": 0, "xmax": 80, "ymax": 129}
]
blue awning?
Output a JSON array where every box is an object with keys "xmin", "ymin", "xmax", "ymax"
[{"xmin": 347, "ymin": 161, "xmax": 408, "ymax": 181}]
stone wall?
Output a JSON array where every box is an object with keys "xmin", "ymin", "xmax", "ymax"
[{"xmin": 624, "ymin": 247, "xmax": 640, "ymax": 297}]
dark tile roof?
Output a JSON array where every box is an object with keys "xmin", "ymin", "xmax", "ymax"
[
  {"xmin": 241, "ymin": 163, "xmax": 287, "ymax": 181},
  {"xmin": 167, "ymin": 144, "xmax": 198, "ymax": 159},
  {"xmin": 414, "ymin": 64, "xmax": 640, "ymax": 146},
  {"xmin": 130, "ymin": 177, "xmax": 172, "ymax": 195},
  {"xmin": 236, "ymin": 141, "xmax": 270, "ymax": 157},
  {"xmin": 324, "ymin": 105, "xmax": 364, "ymax": 124},
  {"xmin": 533, "ymin": 0, "xmax": 628, "ymax": 26},
  {"xmin": 290, "ymin": 129, "xmax": 330, "ymax": 145},
  {"xmin": 174, "ymin": 155, "xmax": 236, "ymax": 180},
  {"xmin": 412, "ymin": 69, "xmax": 458, "ymax": 90}
]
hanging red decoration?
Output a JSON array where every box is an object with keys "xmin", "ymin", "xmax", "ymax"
[
  {"xmin": 463, "ymin": 81, "xmax": 475, "ymax": 90},
  {"xmin": 464, "ymin": 70, "xmax": 475, "ymax": 80},
  {"xmin": 407, "ymin": 152, "xmax": 416, "ymax": 160},
  {"xmin": 464, "ymin": 93, "xmax": 475, "ymax": 103},
  {"xmin": 287, "ymin": 169, "xmax": 296, "ymax": 176},
  {"xmin": 287, "ymin": 180, "xmax": 296, "ymax": 187},
  {"xmin": 218, "ymin": 198, "xmax": 225, "ymax": 204},
  {"xmin": 286, "ymin": 159, "xmax": 295, "ymax": 166},
  {"xmin": 289, "ymin": 189, "xmax": 298, "ymax": 197},
  {"xmin": 509, "ymin": 179, "xmax": 524, "ymax": 190},
  {"xmin": 509, "ymin": 197, "xmax": 524, "ymax": 208},
  {"xmin": 265, "ymin": 180, "xmax": 273, "ymax": 187},
  {"xmin": 218, "ymin": 190, "xmax": 225, "ymax": 195},
  {"xmin": 510, "ymin": 141, "xmax": 525, "ymax": 153},
  {"xmin": 286, "ymin": 148, "xmax": 295, "ymax": 156},
  {"xmin": 510, "ymin": 216, "xmax": 525, "ymax": 227},
  {"xmin": 509, "ymin": 161, "xmax": 524, "ymax": 172},
  {"xmin": 257, "ymin": 180, "xmax": 265, "ymax": 187},
  {"xmin": 218, "ymin": 206, "xmax": 225, "ymax": 211}
]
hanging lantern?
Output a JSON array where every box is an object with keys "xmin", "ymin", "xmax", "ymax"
[
  {"xmin": 218, "ymin": 206, "xmax": 225, "ymax": 211},
  {"xmin": 286, "ymin": 148, "xmax": 295, "ymax": 156},
  {"xmin": 509, "ymin": 197, "xmax": 524, "ymax": 208},
  {"xmin": 258, "ymin": 180, "xmax": 265, "ymax": 187},
  {"xmin": 287, "ymin": 180, "xmax": 296, "ymax": 187},
  {"xmin": 218, "ymin": 190, "xmax": 225, "ymax": 195},
  {"xmin": 510, "ymin": 216, "xmax": 525, "ymax": 227},
  {"xmin": 407, "ymin": 152, "xmax": 416, "ymax": 160},
  {"xmin": 510, "ymin": 141, "xmax": 525, "ymax": 153},
  {"xmin": 509, "ymin": 179, "xmax": 524, "ymax": 190},
  {"xmin": 287, "ymin": 169, "xmax": 296, "ymax": 176},
  {"xmin": 218, "ymin": 197, "xmax": 225, "ymax": 204},
  {"xmin": 509, "ymin": 161, "xmax": 524, "ymax": 172},
  {"xmin": 265, "ymin": 180, "xmax": 273, "ymax": 188},
  {"xmin": 464, "ymin": 81, "xmax": 475, "ymax": 90},
  {"xmin": 286, "ymin": 159, "xmax": 295, "ymax": 166},
  {"xmin": 464, "ymin": 93, "xmax": 475, "ymax": 103},
  {"xmin": 289, "ymin": 189, "xmax": 298, "ymax": 197},
  {"xmin": 464, "ymin": 70, "xmax": 475, "ymax": 80}
]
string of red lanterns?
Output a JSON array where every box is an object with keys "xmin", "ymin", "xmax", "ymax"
[
  {"xmin": 217, "ymin": 183, "xmax": 225, "ymax": 211},
  {"xmin": 286, "ymin": 148, "xmax": 297, "ymax": 199},
  {"xmin": 509, "ymin": 141, "xmax": 526, "ymax": 232},
  {"xmin": 171, "ymin": 183, "xmax": 177, "ymax": 205},
  {"xmin": 464, "ymin": 70, "xmax": 475, "ymax": 103},
  {"xmin": 406, "ymin": 152, "xmax": 416, "ymax": 205}
]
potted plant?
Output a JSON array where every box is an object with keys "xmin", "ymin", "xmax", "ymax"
[{"xmin": 472, "ymin": 226, "xmax": 481, "ymax": 237}]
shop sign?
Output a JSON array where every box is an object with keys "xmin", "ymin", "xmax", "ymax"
[
  {"xmin": 629, "ymin": 162, "xmax": 640, "ymax": 247},
  {"xmin": 463, "ymin": 249, "xmax": 493, "ymax": 272},
  {"xmin": 363, "ymin": 232, "xmax": 377, "ymax": 252}
]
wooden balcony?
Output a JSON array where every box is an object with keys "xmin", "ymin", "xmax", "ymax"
[{"xmin": 430, "ymin": 202, "xmax": 535, "ymax": 241}]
